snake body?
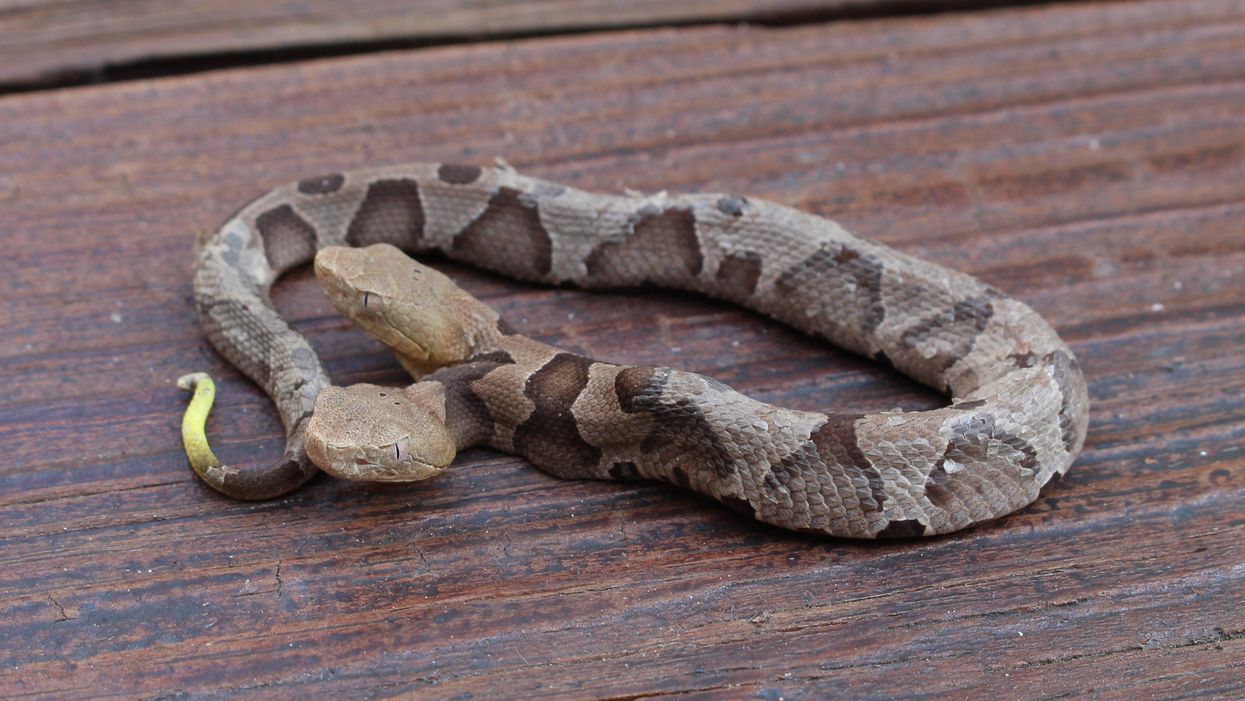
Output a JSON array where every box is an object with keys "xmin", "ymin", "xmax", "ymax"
[{"xmin": 187, "ymin": 161, "xmax": 1087, "ymax": 537}]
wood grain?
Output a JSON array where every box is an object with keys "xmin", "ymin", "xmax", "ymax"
[
  {"xmin": 1, "ymin": 0, "xmax": 1243, "ymax": 697},
  {"xmin": 0, "ymin": 0, "xmax": 933, "ymax": 89}
]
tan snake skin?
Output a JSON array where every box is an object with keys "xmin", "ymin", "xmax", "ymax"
[{"xmin": 191, "ymin": 161, "xmax": 1088, "ymax": 537}]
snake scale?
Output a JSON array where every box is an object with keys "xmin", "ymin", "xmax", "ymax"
[{"xmin": 182, "ymin": 161, "xmax": 1087, "ymax": 538}]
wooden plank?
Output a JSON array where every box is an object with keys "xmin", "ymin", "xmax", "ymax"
[
  {"xmin": 0, "ymin": 0, "xmax": 924, "ymax": 89},
  {"xmin": 1, "ymin": 0, "xmax": 1243, "ymax": 697}
]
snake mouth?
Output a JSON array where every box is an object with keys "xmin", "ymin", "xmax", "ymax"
[
  {"xmin": 311, "ymin": 443, "xmax": 447, "ymax": 483},
  {"xmin": 377, "ymin": 320, "xmax": 432, "ymax": 361},
  {"xmin": 348, "ymin": 455, "xmax": 443, "ymax": 482}
]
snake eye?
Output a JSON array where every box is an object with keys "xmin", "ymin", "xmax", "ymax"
[{"xmin": 360, "ymin": 290, "xmax": 383, "ymax": 313}]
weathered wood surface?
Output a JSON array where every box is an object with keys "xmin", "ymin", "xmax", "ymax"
[
  {"xmin": 1, "ymin": 0, "xmax": 1243, "ymax": 697},
  {"xmin": 0, "ymin": 0, "xmax": 932, "ymax": 89}
]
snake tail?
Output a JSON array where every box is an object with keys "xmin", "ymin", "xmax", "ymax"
[{"xmin": 176, "ymin": 372, "xmax": 317, "ymax": 500}]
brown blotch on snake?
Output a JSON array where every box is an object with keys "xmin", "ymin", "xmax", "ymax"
[
  {"xmin": 496, "ymin": 317, "xmax": 519, "ymax": 335},
  {"xmin": 182, "ymin": 162, "xmax": 1088, "ymax": 537},
  {"xmin": 614, "ymin": 366, "xmax": 663, "ymax": 411},
  {"xmin": 512, "ymin": 353, "xmax": 602, "ymax": 477},
  {"xmin": 775, "ymin": 242, "xmax": 887, "ymax": 348},
  {"xmin": 453, "ymin": 187, "xmax": 553, "ymax": 279},
  {"xmin": 346, "ymin": 178, "xmax": 425, "ymax": 250},
  {"xmin": 256, "ymin": 205, "xmax": 317, "ymax": 272},
  {"xmin": 428, "ymin": 360, "xmax": 510, "ymax": 448},
  {"xmin": 937, "ymin": 414, "xmax": 1040, "ymax": 476},
  {"xmin": 714, "ymin": 252, "xmax": 763, "ymax": 298},
  {"xmin": 807, "ymin": 413, "xmax": 887, "ymax": 512},
  {"xmin": 585, "ymin": 206, "xmax": 703, "ymax": 285},
  {"xmin": 638, "ymin": 396, "xmax": 739, "ymax": 481},
  {"xmin": 437, "ymin": 163, "xmax": 484, "ymax": 185},
  {"xmin": 899, "ymin": 295, "xmax": 996, "ymax": 376},
  {"xmin": 1046, "ymin": 350, "xmax": 1083, "ymax": 454}
]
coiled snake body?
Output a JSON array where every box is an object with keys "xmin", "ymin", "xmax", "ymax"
[{"xmin": 182, "ymin": 161, "xmax": 1088, "ymax": 538}]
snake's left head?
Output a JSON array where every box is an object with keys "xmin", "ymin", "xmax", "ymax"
[
  {"xmin": 315, "ymin": 244, "xmax": 480, "ymax": 374},
  {"xmin": 305, "ymin": 384, "xmax": 456, "ymax": 482}
]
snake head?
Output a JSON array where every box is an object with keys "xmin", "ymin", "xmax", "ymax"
[
  {"xmin": 315, "ymin": 244, "xmax": 479, "ymax": 374},
  {"xmin": 305, "ymin": 384, "xmax": 456, "ymax": 482}
]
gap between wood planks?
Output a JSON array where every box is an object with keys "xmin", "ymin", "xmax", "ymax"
[{"xmin": 0, "ymin": 0, "xmax": 1090, "ymax": 95}]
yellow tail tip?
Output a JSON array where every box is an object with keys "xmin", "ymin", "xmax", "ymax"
[
  {"xmin": 177, "ymin": 372, "xmax": 212, "ymax": 392},
  {"xmin": 178, "ymin": 372, "xmax": 222, "ymax": 476}
]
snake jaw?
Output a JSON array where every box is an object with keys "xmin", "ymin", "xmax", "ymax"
[
  {"xmin": 374, "ymin": 316, "xmax": 435, "ymax": 363},
  {"xmin": 344, "ymin": 453, "xmax": 433, "ymax": 482}
]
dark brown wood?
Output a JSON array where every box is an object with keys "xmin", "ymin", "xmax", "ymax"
[
  {"xmin": 1, "ymin": 0, "xmax": 1242, "ymax": 697},
  {"xmin": 0, "ymin": 0, "xmax": 934, "ymax": 89}
]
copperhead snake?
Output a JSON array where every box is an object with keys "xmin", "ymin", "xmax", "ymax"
[{"xmin": 179, "ymin": 161, "xmax": 1088, "ymax": 538}]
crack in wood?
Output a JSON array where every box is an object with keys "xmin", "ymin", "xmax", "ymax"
[{"xmin": 0, "ymin": 0, "xmax": 1071, "ymax": 95}]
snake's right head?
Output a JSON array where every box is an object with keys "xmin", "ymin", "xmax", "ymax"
[
  {"xmin": 306, "ymin": 383, "xmax": 458, "ymax": 483},
  {"xmin": 305, "ymin": 384, "xmax": 456, "ymax": 483},
  {"xmin": 316, "ymin": 244, "xmax": 484, "ymax": 374}
]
